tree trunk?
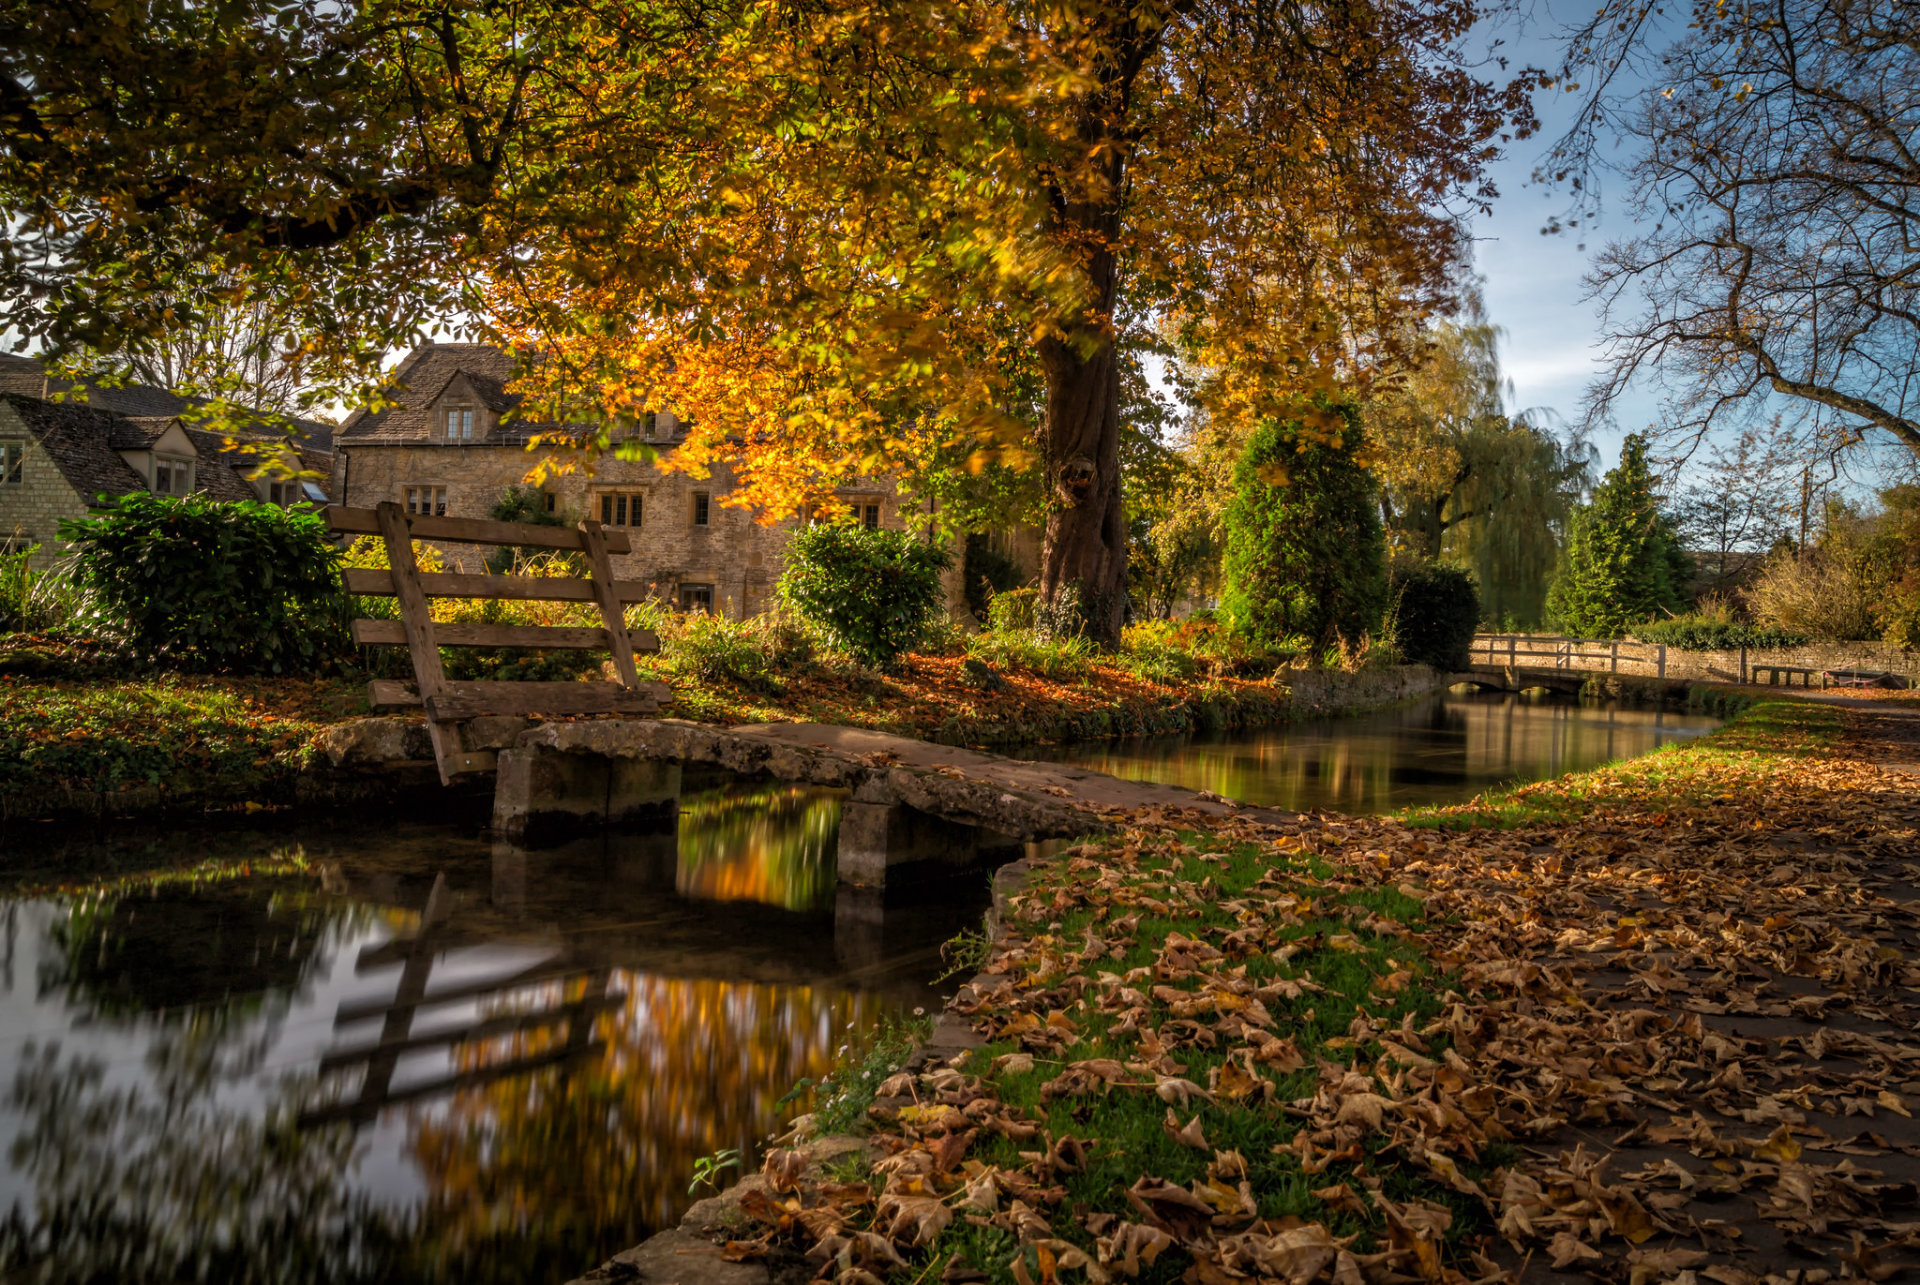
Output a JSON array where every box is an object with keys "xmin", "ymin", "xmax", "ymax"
[{"xmin": 1037, "ymin": 335, "xmax": 1128, "ymax": 645}]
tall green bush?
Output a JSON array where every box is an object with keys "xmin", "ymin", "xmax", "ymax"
[
  {"xmin": 1546, "ymin": 434, "xmax": 1691, "ymax": 637},
  {"xmin": 1219, "ymin": 399, "xmax": 1387, "ymax": 650},
  {"xmin": 1386, "ymin": 562, "xmax": 1480, "ymax": 670},
  {"xmin": 779, "ymin": 522, "xmax": 951, "ymax": 669},
  {"xmin": 60, "ymin": 494, "xmax": 345, "ymax": 673}
]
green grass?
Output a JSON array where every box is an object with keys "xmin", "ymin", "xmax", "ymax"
[
  {"xmin": 1396, "ymin": 693, "xmax": 1843, "ymax": 830},
  {"xmin": 834, "ymin": 829, "xmax": 1503, "ymax": 1282}
]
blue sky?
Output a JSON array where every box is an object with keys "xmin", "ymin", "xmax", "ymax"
[{"xmin": 1465, "ymin": 6, "xmax": 1653, "ymax": 474}]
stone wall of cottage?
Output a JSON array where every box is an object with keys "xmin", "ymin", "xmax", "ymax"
[
  {"xmin": 0, "ymin": 403, "xmax": 95, "ymax": 567},
  {"xmin": 335, "ymin": 442, "xmax": 919, "ymax": 618}
]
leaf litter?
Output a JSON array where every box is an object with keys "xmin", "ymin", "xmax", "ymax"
[{"xmin": 719, "ymin": 700, "xmax": 1920, "ymax": 1283}]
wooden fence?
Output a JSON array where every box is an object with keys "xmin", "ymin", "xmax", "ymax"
[
  {"xmin": 331, "ymin": 501, "xmax": 672, "ymax": 781},
  {"xmin": 1470, "ymin": 634, "xmax": 1671, "ymax": 679}
]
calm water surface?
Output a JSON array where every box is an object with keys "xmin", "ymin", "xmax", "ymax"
[
  {"xmin": 0, "ymin": 780, "xmax": 984, "ymax": 1285},
  {"xmin": 1023, "ymin": 690, "xmax": 1722, "ymax": 812}
]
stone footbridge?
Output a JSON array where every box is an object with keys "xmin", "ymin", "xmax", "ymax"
[{"xmin": 322, "ymin": 717, "xmax": 1291, "ymax": 888}]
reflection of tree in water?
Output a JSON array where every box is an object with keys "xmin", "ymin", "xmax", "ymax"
[
  {"xmin": 0, "ymin": 862, "xmax": 413, "ymax": 1284},
  {"xmin": 0, "ymin": 1043, "xmax": 408, "ymax": 1284},
  {"xmin": 405, "ymin": 971, "xmax": 891, "ymax": 1284},
  {"xmin": 40, "ymin": 873, "xmax": 341, "ymax": 1021},
  {"xmin": 676, "ymin": 785, "xmax": 840, "ymax": 911}
]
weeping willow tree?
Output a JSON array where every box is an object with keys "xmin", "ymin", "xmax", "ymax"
[{"xmin": 1370, "ymin": 319, "xmax": 1593, "ymax": 628}]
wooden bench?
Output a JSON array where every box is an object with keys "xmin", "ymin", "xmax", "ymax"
[
  {"xmin": 1823, "ymin": 668, "xmax": 1908, "ymax": 690},
  {"xmin": 1751, "ymin": 664, "xmax": 1822, "ymax": 688},
  {"xmin": 330, "ymin": 502, "xmax": 671, "ymax": 781}
]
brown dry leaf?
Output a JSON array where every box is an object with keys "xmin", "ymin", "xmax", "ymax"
[
  {"xmin": 1153, "ymin": 1075, "xmax": 1212, "ymax": 1109},
  {"xmin": 874, "ymin": 1193, "xmax": 953, "ymax": 1247},
  {"xmin": 1312, "ymin": 1182, "xmax": 1371, "ymax": 1220},
  {"xmin": 1547, "ymin": 1230, "xmax": 1601, "ymax": 1269},
  {"xmin": 1333, "ymin": 1092, "xmax": 1394, "ymax": 1129},
  {"xmin": 1162, "ymin": 1108, "xmax": 1210, "ymax": 1150},
  {"xmin": 762, "ymin": 1147, "xmax": 807, "ymax": 1194},
  {"xmin": 1627, "ymin": 1246, "xmax": 1709, "ymax": 1285},
  {"xmin": 1092, "ymin": 1221, "xmax": 1174, "ymax": 1277},
  {"xmin": 994, "ymin": 1052, "xmax": 1036, "ymax": 1076},
  {"xmin": 1125, "ymin": 1176, "xmax": 1215, "ymax": 1240}
]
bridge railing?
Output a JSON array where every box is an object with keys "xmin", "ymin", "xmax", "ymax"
[{"xmin": 1470, "ymin": 633, "xmax": 1670, "ymax": 679}]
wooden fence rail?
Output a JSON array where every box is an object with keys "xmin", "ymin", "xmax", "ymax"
[
  {"xmin": 330, "ymin": 502, "xmax": 672, "ymax": 781},
  {"xmin": 1470, "ymin": 634, "xmax": 1670, "ymax": 679}
]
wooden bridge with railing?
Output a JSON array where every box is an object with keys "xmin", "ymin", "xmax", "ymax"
[{"xmin": 1455, "ymin": 634, "xmax": 1680, "ymax": 695}]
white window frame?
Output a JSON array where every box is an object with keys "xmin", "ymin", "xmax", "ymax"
[
  {"xmin": 404, "ymin": 485, "xmax": 448, "ymax": 517},
  {"xmin": 443, "ymin": 407, "xmax": 475, "ymax": 441},
  {"xmin": 678, "ymin": 582, "xmax": 714, "ymax": 613},
  {"xmin": 0, "ymin": 440, "xmax": 23, "ymax": 486},
  {"xmin": 151, "ymin": 454, "xmax": 194, "ymax": 495}
]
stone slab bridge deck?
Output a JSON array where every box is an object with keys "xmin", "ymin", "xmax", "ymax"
[{"xmin": 325, "ymin": 716, "xmax": 1289, "ymax": 887}]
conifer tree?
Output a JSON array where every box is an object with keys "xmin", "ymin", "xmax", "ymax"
[{"xmin": 1546, "ymin": 434, "xmax": 1691, "ymax": 637}]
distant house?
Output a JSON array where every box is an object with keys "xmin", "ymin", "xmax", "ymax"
[
  {"xmin": 0, "ymin": 354, "xmax": 333, "ymax": 565},
  {"xmin": 332, "ymin": 343, "xmax": 920, "ymax": 617}
]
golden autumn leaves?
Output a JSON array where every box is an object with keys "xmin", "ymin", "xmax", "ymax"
[{"xmin": 706, "ymin": 698, "xmax": 1920, "ymax": 1283}]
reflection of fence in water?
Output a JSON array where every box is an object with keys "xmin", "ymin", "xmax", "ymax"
[
  {"xmin": 404, "ymin": 970, "xmax": 890, "ymax": 1261},
  {"xmin": 674, "ymin": 785, "xmax": 842, "ymax": 911}
]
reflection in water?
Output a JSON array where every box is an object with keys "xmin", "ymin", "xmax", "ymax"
[
  {"xmin": 1026, "ymin": 690, "xmax": 1722, "ymax": 812},
  {"xmin": 0, "ymin": 784, "xmax": 971, "ymax": 1285},
  {"xmin": 676, "ymin": 784, "xmax": 841, "ymax": 910}
]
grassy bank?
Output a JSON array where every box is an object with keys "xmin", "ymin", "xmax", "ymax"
[
  {"xmin": 722, "ymin": 691, "xmax": 1918, "ymax": 1283},
  {"xmin": 0, "ymin": 629, "xmax": 1321, "ymax": 818}
]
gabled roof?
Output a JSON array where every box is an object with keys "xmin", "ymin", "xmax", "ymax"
[
  {"xmin": 0, "ymin": 353, "xmax": 335, "ymax": 453},
  {"xmin": 179, "ymin": 430, "xmax": 275, "ymax": 503},
  {"xmin": 1, "ymin": 392, "xmax": 151, "ymax": 500},
  {"xmin": 338, "ymin": 343, "xmax": 520, "ymax": 442}
]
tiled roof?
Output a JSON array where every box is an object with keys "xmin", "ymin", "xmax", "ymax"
[
  {"xmin": 1, "ymin": 392, "xmax": 151, "ymax": 500},
  {"xmin": 179, "ymin": 429, "xmax": 272, "ymax": 503},
  {"xmin": 0, "ymin": 353, "xmax": 335, "ymax": 453},
  {"xmin": 338, "ymin": 343, "xmax": 520, "ymax": 442}
]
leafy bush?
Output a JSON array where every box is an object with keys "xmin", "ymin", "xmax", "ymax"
[
  {"xmin": 986, "ymin": 586, "xmax": 1039, "ymax": 633},
  {"xmin": 1117, "ymin": 619, "xmax": 1200, "ymax": 682},
  {"xmin": 1746, "ymin": 507, "xmax": 1900, "ymax": 642},
  {"xmin": 661, "ymin": 611, "xmax": 779, "ymax": 690},
  {"xmin": 1631, "ymin": 619, "xmax": 1810, "ymax": 650},
  {"xmin": 60, "ymin": 495, "xmax": 346, "ymax": 674},
  {"xmin": 1386, "ymin": 563, "xmax": 1480, "ymax": 671},
  {"xmin": 1219, "ymin": 399, "xmax": 1386, "ymax": 650},
  {"xmin": 780, "ymin": 523, "xmax": 951, "ymax": 669},
  {"xmin": 485, "ymin": 485, "xmax": 573, "ymax": 575}
]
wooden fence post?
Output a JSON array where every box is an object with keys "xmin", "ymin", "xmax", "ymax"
[
  {"xmin": 1610, "ymin": 640, "xmax": 1619, "ymax": 673},
  {"xmin": 1658, "ymin": 644, "xmax": 1666, "ymax": 679}
]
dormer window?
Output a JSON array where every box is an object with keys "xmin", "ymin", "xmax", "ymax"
[
  {"xmin": 444, "ymin": 407, "xmax": 475, "ymax": 441},
  {"xmin": 151, "ymin": 455, "xmax": 194, "ymax": 495}
]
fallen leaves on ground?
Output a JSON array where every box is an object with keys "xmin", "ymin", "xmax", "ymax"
[{"xmin": 723, "ymin": 699, "xmax": 1920, "ymax": 1283}]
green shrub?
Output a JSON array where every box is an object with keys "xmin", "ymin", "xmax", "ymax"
[
  {"xmin": 60, "ymin": 495, "xmax": 346, "ymax": 674},
  {"xmin": 986, "ymin": 586, "xmax": 1039, "ymax": 633},
  {"xmin": 1386, "ymin": 563, "xmax": 1480, "ymax": 671},
  {"xmin": 1631, "ymin": 619, "xmax": 1810, "ymax": 650},
  {"xmin": 780, "ymin": 523, "xmax": 951, "ymax": 669},
  {"xmin": 664, "ymin": 611, "xmax": 779, "ymax": 690},
  {"xmin": 1219, "ymin": 399, "xmax": 1387, "ymax": 650},
  {"xmin": 485, "ymin": 485, "xmax": 573, "ymax": 574},
  {"xmin": 1118, "ymin": 619, "xmax": 1200, "ymax": 682}
]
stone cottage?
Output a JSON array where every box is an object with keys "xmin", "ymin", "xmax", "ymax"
[
  {"xmin": 0, "ymin": 355, "xmax": 334, "ymax": 566},
  {"xmin": 330, "ymin": 343, "xmax": 922, "ymax": 617}
]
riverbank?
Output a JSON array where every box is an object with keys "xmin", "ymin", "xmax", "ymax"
[
  {"xmin": 0, "ymin": 647, "xmax": 1445, "ymax": 820},
  {"xmin": 679, "ymin": 693, "xmax": 1920, "ymax": 1284}
]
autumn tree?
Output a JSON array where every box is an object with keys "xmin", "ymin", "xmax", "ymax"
[
  {"xmin": 1369, "ymin": 318, "xmax": 1592, "ymax": 627},
  {"xmin": 1665, "ymin": 421, "xmax": 1800, "ymax": 596},
  {"xmin": 3, "ymin": 0, "xmax": 1533, "ymax": 644},
  {"xmin": 482, "ymin": 0, "xmax": 1537, "ymax": 643},
  {"xmin": 1580, "ymin": 0, "xmax": 1920, "ymax": 463}
]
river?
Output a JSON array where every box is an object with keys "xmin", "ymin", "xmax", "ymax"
[
  {"xmin": 1019, "ymin": 689, "xmax": 1722, "ymax": 812},
  {"xmin": 0, "ymin": 693, "xmax": 1716, "ymax": 1282}
]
